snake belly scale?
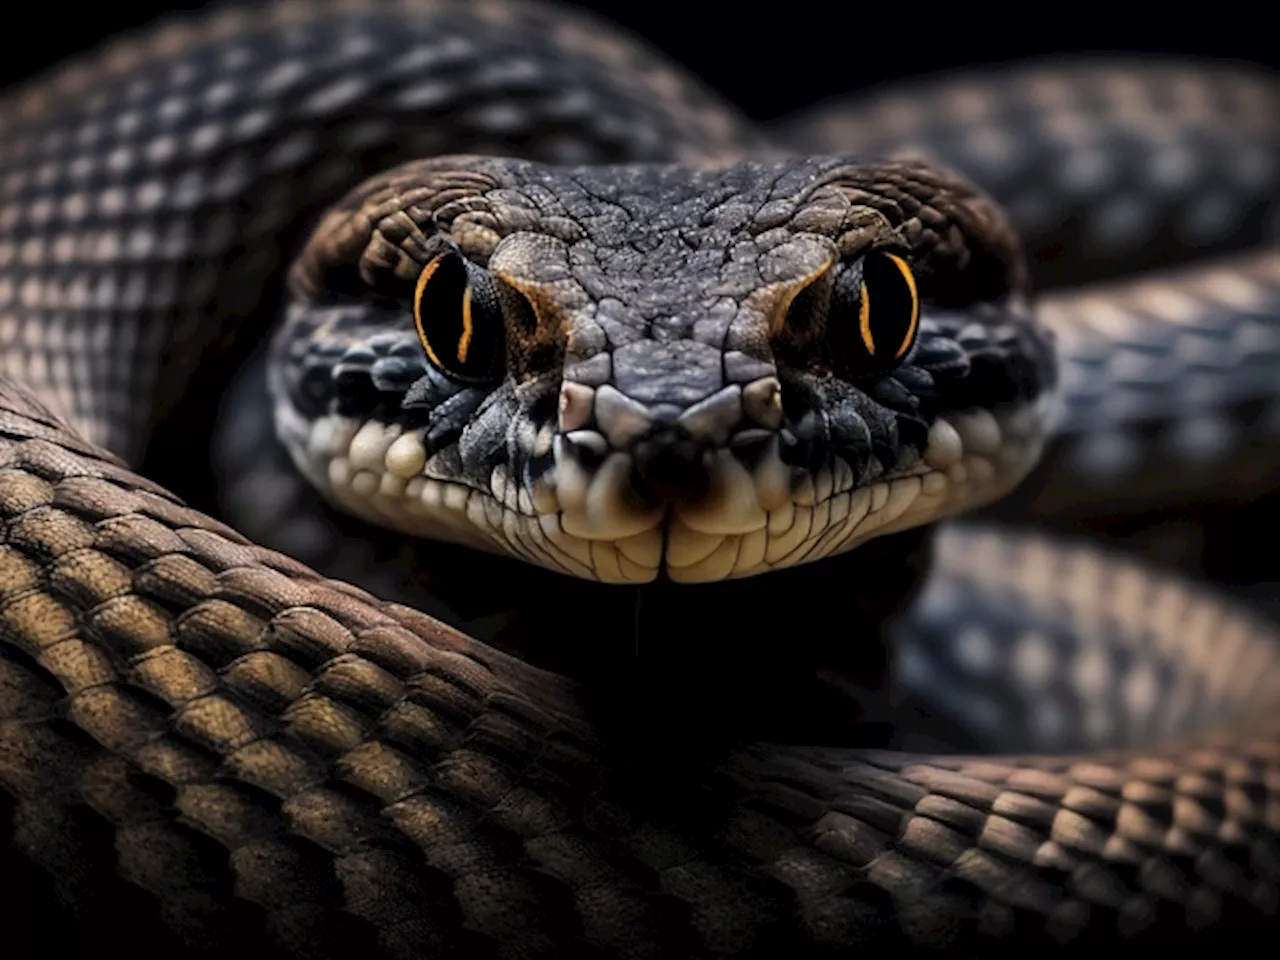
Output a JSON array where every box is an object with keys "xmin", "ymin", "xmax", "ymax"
[{"xmin": 0, "ymin": 2, "xmax": 1277, "ymax": 957}]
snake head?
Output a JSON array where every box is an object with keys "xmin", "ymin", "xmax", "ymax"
[{"xmin": 271, "ymin": 155, "xmax": 1056, "ymax": 583}]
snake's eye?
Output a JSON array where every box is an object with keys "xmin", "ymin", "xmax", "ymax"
[
  {"xmin": 857, "ymin": 252, "xmax": 920, "ymax": 362},
  {"xmin": 413, "ymin": 250, "xmax": 504, "ymax": 383},
  {"xmin": 831, "ymin": 251, "xmax": 920, "ymax": 378}
]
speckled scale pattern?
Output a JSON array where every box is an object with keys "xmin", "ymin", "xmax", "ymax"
[
  {"xmin": 1042, "ymin": 252, "xmax": 1280, "ymax": 434},
  {"xmin": 894, "ymin": 526, "xmax": 1280, "ymax": 753},
  {"xmin": 991, "ymin": 250, "xmax": 1280, "ymax": 516},
  {"xmin": 0, "ymin": 0, "xmax": 760, "ymax": 464},
  {"xmin": 2, "ymin": 377, "xmax": 1280, "ymax": 954}
]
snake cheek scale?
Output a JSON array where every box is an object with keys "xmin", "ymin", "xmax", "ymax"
[{"xmin": 0, "ymin": 1, "xmax": 1278, "ymax": 957}]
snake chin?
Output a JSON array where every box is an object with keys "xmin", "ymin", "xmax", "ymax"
[{"xmin": 276, "ymin": 393, "xmax": 1053, "ymax": 583}]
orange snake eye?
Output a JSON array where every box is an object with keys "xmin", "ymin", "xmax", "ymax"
[
  {"xmin": 857, "ymin": 252, "xmax": 920, "ymax": 362},
  {"xmin": 413, "ymin": 250, "xmax": 504, "ymax": 383}
]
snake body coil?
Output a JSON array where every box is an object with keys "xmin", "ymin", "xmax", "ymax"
[{"xmin": 0, "ymin": 2, "xmax": 1278, "ymax": 956}]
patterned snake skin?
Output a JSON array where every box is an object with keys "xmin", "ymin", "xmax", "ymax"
[{"xmin": 1, "ymin": 1, "xmax": 1278, "ymax": 955}]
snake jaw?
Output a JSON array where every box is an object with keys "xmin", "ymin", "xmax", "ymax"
[{"xmin": 274, "ymin": 354, "xmax": 1053, "ymax": 585}]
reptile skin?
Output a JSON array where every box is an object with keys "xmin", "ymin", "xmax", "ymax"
[{"xmin": 0, "ymin": 1, "xmax": 1278, "ymax": 955}]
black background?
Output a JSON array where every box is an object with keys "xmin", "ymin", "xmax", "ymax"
[{"xmin": 2, "ymin": 2, "xmax": 1277, "ymax": 118}]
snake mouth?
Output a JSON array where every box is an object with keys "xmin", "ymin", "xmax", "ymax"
[{"xmin": 276, "ymin": 382, "xmax": 1054, "ymax": 583}]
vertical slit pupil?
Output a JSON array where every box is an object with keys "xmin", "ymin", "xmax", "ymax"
[
  {"xmin": 414, "ymin": 252, "xmax": 504, "ymax": 382},
  {"xmin": 862, "ymin": 252, "xmax": 919, "ymax": 361}
]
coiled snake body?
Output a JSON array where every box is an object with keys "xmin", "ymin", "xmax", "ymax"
[{"xmin": 1, "ymin": 2, "xmax": 1279, "ymax": 956}]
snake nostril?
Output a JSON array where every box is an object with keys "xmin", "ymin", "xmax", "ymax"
[{"xmin": 630, "ymin": 428, "xmax": 711, "ymax": 503}]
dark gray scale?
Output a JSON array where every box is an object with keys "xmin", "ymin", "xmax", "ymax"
[
  {"xmin": 892, "ymin": 525, "xmax": 1280, "ymax": 753},
  {"xmin": 993, "ymin": 253, "xmax": 1280, "ymax": 523}
]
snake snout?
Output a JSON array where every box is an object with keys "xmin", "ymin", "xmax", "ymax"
[
  {"xmin": 592, "ymin": 383, "xmax": 748, "ymax": 504},
  {"xmin": 630, "ymin": 427, "xmax": 712, "ymax": 503}
]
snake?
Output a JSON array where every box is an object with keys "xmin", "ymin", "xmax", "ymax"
[{"xmin": 1, "ymin": 1, "xmax": 1279, "ymax": 955}]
